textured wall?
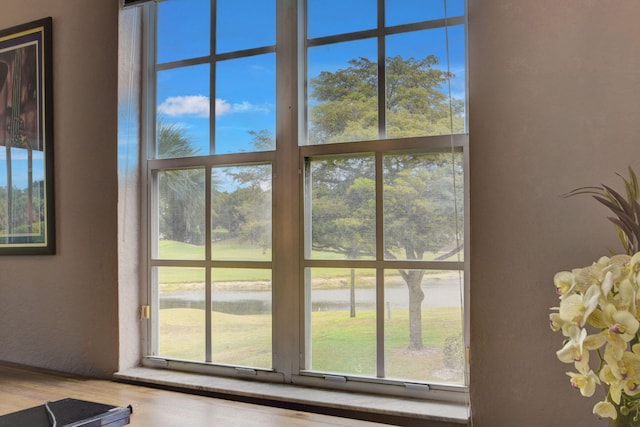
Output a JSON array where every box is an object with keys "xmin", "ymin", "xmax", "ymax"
[
  {"xmin": 469, "ymin": 1, "xmax": 640, "ymax": 425},
  {"xmin": 2, "ymin": 0, "xmax": 640, "ymax": 423},
  {"xmin": 117, "ymin": 6, "xmax": 142, "ymax": 374},
  {"xmin": 0, "ymin": 0, "xmax": 119, "ymax": 377}
]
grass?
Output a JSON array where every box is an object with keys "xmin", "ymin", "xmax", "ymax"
[
  {"xmin": 158, "ymin": 306, "xmax": 464, "ymax": 384},
  {"xmin": 159, "ymin": 309, "xmax": 272, "ymax": 368},
  {"xmin": 157, "ymin": 239, "xmax": 461, "ymax": 285},
  {"xmin": 156, "ymin": 239, "xmax": 466, "ymax": 384}
]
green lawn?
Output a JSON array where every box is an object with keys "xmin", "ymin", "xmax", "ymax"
[
  {"xmin": 158, "ymin": 306, "xmax": 464, "ymax": 385},
  {"xmin": 157, "ymin": 239, "xmax": 460, "ymax": 286},
  {"xmin": 156, "ymin": 239, "xmax": 465, "ymax": 385},
  {"xmin": 159, "ymin": 309, "xmax": 272, "ymax": 368}
]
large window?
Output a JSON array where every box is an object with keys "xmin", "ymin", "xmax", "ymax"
[{"xmin": 143, "ymin": 0, "xmax": 467, "ymax": 399}]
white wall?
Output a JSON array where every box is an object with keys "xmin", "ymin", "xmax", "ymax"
[
  {"xmin": 469, "ymin": 1, "xmax": 640, "ymax": 425},
  {"xmin": 117, "ymin": 5, "xmax": 143, "ymax": 375},
  {"xmin": 0, "ymin": 0, "xmax": 119, "ymax": 377}
]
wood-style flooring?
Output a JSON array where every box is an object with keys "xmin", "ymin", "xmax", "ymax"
[{"xmin": 0, "ymin": 364, "xmax": 389, "ymax": 426}]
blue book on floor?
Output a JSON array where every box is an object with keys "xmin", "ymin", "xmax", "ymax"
[{"xmin": 0, "ymin": 398, "xmax": 132, "ymax": 427}]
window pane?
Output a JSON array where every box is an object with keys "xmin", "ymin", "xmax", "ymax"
[
  {"xmin": 445, "ymin": 0, "xmax": 465, "ymax": 17},
  {"xmin": 307, "ymin": 0, "xmax": 376, "ymax": 39},
  {"xmin": 157, "ymin": 267, "xmax": 206, "ymax": 361},
  {"xmin": 157, "ymin": 0, "xmax": 210, "ymax": 64},
  {"xmin": 212, "ymin": 165, "xmax": 272, "ymax": 261},
  {"xmin": 306, "ymin": 268, "xmax": 376, "ymax": 376},
  {"xmin": 384, "ymin": 269, "xmax": 464, "ymax": 385},
  {"xmin": 307, "ymin": 40, "xmax": 378, "ymax": 145},
  {"xmin": 385, "ymin": 0, "xmax": 464, "ymax": 27},
  {"xmin": 445, "ymin": 24, "xmax": 467, "ymax": 133},
  {"xmin": 385, "ymin": 28, "xmax": 465, "ymax": 138},
  {"xmin": 211, "ymin": 268, "xmax": 272, "ymax": 368},
  {"xmin": 383, "ymin": 152, "xmax": 463, "ymax": 261},
  {"xmin": 306, "ymin": 156, "xmax": 375, "ymax": 260},
  {"xmin": 157, "ymin": 168, "xmax": 206, "ymax": 259},
  {"xmin": 386, "ymin": 0, "xmax": 444, "ymax": 26},
  {"xmin": 156, "ymin": 65, "xmax": 211, "ymax": 158},
  {"xmin": 215, "ymin": 54, "xmax": 275, "ymax": 154},
  {"xmin": 216, "ymin": 0, "xmax": 275, "ymax": 53}
]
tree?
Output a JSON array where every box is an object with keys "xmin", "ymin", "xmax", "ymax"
[
  {"xmin": 211, "ymin": 132, "xmax": 273, "ymax": 254},
  {"xmin": 0, "ymin": 179, "xmax": 46, "ymax": 237},
  {"xmin": 156, "ymin": 125, "xmax": 272, "ymax": 252},
  {"xmin": 309, "ymin": 55, "xmax": 464, "ymax": 350},
  {"xmin": 212, "ymin": 173, "xmax": 272, "ymax": 254},
  {"xmin": 309, "ymin": 55, "xmax": 464, "ymax": 144},
  {"xmin": 309, "ymin": 157, "xmax": 376, "ymax": 317},
  {"xmin": 157, "ymin": 121, "xmax": 205, "ymax": 245},
  {"xmin": 310, "ymin": 157, "xmax": 376, "ymax": 258},
  {"xmin": 383, "ymin": 154, "xmax": 463, "ymax": 349}
]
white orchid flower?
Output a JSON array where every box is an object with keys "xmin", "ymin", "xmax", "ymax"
[{"xmin": 559, "ymin": 284, "xmax": 601, "ymax": 327}]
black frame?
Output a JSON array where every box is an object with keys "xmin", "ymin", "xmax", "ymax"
[{"xmin": 0, "ymin": 17, "xmax": 54, "ymax": 255}]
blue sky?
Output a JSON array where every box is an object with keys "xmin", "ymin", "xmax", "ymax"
[
  {"xmin": 154, "ymin": 0, "xmax": 466, "ymax": 156},
  {"xmin": 0, "ymin": 149, "xmax": 45, "ymax": 188}
]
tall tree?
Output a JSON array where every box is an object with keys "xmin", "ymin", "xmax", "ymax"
[
  {"xmin": 211, "ymin": 133, "xmax": 273, "ymax": 253},
  {"xmin": 213, "ymin": 165, "xmax": 272, "ymax": 255},
  {"xmin": 383, "ymin": 154, "xmax": 463, "ymax": 349},
  {"xmin": 309, "ymin": 55, "xmax": 464, "ymax": 144},
  {"xmin": 157, "ymin": 121, "xmax": 205, "ymax": 245},
  {"xmin": 309, "ymin": 55, "xmax": 464, "ymax": 350}
]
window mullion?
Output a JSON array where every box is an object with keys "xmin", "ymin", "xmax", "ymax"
[
  {"xmin": 272, "ymin": 0, "xmax": 302, "ymax": 381},
  {"xmin": 375, "ymin": 151, "xmax": 385, "ymax": 378},
  {"xmin": 377, "ymin": 0, "xmax": 385, "ymax": 140},
  {"xmin": 206, "ymin": 0, "xmax": 214, "ymax": 359},
  {"xmin": 205, "ymin": 166, "xmax": 212, "ymax": 363},
  {"xmin": 210, "ymin": 1, "xmax": 216, "ymax": 155}
]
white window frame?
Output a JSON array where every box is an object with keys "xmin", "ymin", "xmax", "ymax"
[{"xmin": 138, "ymin": 0, "xmax": 469, "ymax": 403}]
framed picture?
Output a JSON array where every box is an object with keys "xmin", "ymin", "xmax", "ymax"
[{"xmin": 0, "ymin": 18, "xmax": 54, "ymax": 255}]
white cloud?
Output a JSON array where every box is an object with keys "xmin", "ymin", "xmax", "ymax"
[
  {"xmin": 215, "ymin": 98, "xmax": 232, "ymax": 116},
  {"xmin": 158, "ymin": 95, "xmax": 270, "ymax": 118},
  {"xmin": 228, "ymin": 101, "xmax": 270, "ymax": 114},
  {"xmin": 158, "ymin": 95, "xmax": 210, "ymax": 117}
]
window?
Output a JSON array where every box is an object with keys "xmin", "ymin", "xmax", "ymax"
[{"xmin": 142, "ymin": 0, "xmax": 467, "ymax": 400}]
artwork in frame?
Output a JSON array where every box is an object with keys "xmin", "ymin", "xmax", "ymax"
[{"xmin": 0, "ymin": 18, "xmax": 54, "ymax": 255}]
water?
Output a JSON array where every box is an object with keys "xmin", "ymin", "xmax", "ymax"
[{"xmin": 160, "ymin": 278, "xmax": 463, "ymax": 315}]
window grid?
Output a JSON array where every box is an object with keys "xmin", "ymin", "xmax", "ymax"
[{"xmin": 143, "ymin": 0, "xmax": 468, "ymax": 400}]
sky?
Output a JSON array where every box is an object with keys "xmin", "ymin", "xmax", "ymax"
[
  {"xmin": 2, "ymin": 1, "xmax": 467, "ymax": 190},
  {"xmin": 154, "ymin": 0, "xmax": 466, "ymax": 157}
]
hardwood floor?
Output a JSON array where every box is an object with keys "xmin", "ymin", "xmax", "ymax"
[{"xmin": 0, "ymin": 364, "xmax": 389, "ymax": 426}]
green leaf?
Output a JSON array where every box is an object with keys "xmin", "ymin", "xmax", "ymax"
[
  {"xmin": 593, "ymin": 195, "xmax": 625, "ymax": 217},
  {"xmin": 561, "ymin": 186, "xmax": 606, "ymax": 199},
  {"xmin": 603, "ymin": 185, "xmax": 634, "ymax": 217},
  {"xmin": 608, "ymin": 216, "xmax": 635, "ymax": 244},
  {"xmin": 564, "ymin": 167, "xmax": 640, "ymax": 255}
]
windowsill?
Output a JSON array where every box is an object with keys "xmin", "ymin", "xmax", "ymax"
[{"xmin": 114, "ymin": 367, "xmax": 470, "ymax": 426}]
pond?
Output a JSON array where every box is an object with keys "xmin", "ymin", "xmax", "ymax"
[{"xmin": 159, "ymin": 278, "xmax": 463, "ymax": 315}]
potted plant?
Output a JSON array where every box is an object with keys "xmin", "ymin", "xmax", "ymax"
[{"xmin": 551, "ymin": 167, "xmax": 640, "ymax": 425}]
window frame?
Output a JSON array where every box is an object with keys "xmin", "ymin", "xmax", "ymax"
[{"xmin": 138, "ymin": 0, "xmax": 470, "ymax": 402}]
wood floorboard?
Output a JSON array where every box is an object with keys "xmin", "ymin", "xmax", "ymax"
[{"xmin": 0, "ymin": 365, "xmax": 390, "ymax": 426}]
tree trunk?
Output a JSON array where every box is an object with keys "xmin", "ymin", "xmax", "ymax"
[{"xmin": 405, "ymin": 270, "xmax": 425, "ymax": 350}]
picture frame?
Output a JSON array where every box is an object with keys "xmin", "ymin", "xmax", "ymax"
[{"xmin": 0, "ymin": 18, "xmax": 54, "ymax": 255}]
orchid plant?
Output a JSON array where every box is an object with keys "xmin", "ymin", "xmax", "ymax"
[{"xmin": 551, "ymin": 167, "xmax": 640, "ymax": 424}]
